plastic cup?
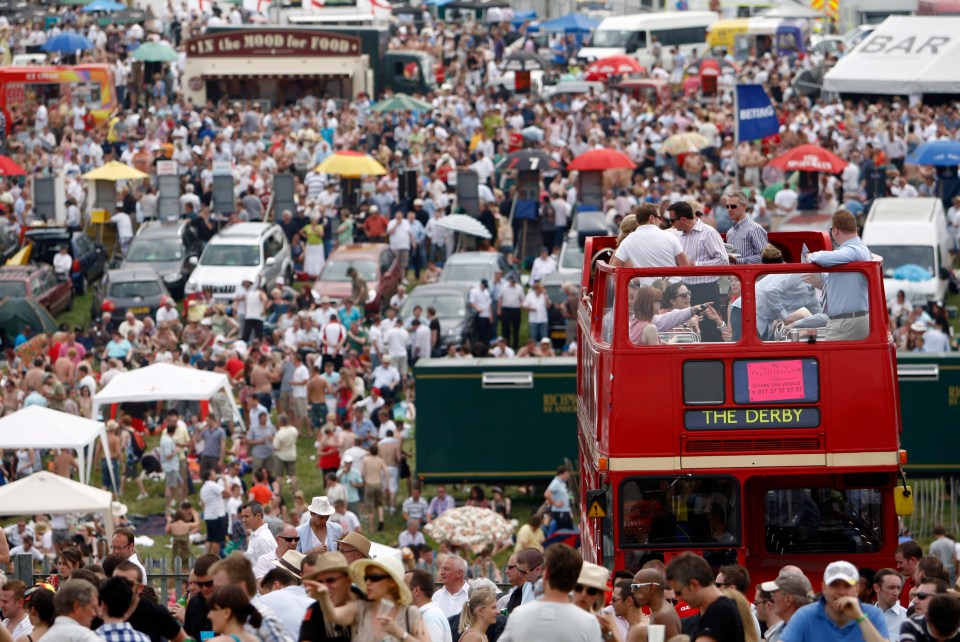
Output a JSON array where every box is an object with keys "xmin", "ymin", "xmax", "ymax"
[{"xmin": 648, "ymin": 624, "xmax": 665, "ymax": 642}]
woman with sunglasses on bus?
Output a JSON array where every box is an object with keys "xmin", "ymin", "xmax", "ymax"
[
  {"xmin": 207, "ymin": 585, "xmax": 261, "ymax": 642},
  {"xmin": 309, "ymin": 556, "xmax": 429, "ymax": 641}
]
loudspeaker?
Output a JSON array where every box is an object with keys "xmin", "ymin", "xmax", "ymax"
[{"xmin": 398, "ymin": 169, "xmax": 418, "ymax": 201}]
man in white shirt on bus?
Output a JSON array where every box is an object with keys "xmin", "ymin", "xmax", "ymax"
[{"xmin": 611, "ymin": 203, "xmax": 690, "ymax": 269}]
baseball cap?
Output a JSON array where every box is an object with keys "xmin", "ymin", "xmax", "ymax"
[
  {"xmin": 760, "ymin": 571, "xmax": 814, "ymax": 597},
  {"xmin": 823, "ymin": 561, "xmax": 858, "ymax": 586}
]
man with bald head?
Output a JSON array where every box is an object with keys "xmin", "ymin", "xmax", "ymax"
[
  {"xmin": 628, "ymin": 568, "xmax": 681, "ymax": 642},
  {"xmin": 252, "ymin": 523, "xmax": 300, "ymax": 579}
]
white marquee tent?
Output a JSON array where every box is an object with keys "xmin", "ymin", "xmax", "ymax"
[
  {"xmin": 824, "ymin": 17, "xmax": 960, "ymax": 96},
  {"xmin": 0, "ymin": 471, "xmax": 115, "ymax": 535},
  {"xmin": 92, "ymin": 362, "xmax": 242, "ymax": 428},
  {"xmin": 0, "ymin": 406, "xmax": 114, "ymax": 488}
]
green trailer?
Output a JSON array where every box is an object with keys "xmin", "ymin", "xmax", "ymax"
[
  {"xmin": 414, "ymin": 357, "xmax": 577, "ymax": 482},
  {"xmin": 898, "ymin": 353, "xmax": 960, "ymax": 477}
]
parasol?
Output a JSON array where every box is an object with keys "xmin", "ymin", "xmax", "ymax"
[
  {"xmin": 314, "ymin": 151, "xmax": 387, "ymax": 177},
  {"xmin": 661, "ymin": 132, "xmax": 711, "ymax": 156},
  {"xmin": 82, "ymin": 161, "xmax": 149, "ymax": 181},
  {"xmin": 423, "ymin": 506, "xmax": 517, "ymax": 553},
  {"xmin": 434, "ymin": 214, "xmax": 492, "ymax": 240}
]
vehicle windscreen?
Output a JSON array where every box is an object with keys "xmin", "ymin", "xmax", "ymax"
[
  {"xmin": 765, "ymin": 487, "xmax": 883, "ymax": 554},
  {"xmin": 440, "ymin": 264, "xmax": 490, "ymax": 283},
  {"xmin": 871, "ymin": 245, "xmax": 936, "ymax": 279},
  {"xmin": 592, "ymin": 30, "xmax": 633, "ymax": 47},
  {"xmin": 403, "ymin": 295, "xmax": 465, "ymax": 318},
  {"xmin": 561, "ymin": 243, "xmax": 584, "ymax": 271},
  {"xmin": 201, "ymin": 244, "xmax": 261, "ymax": 267},
  {"xmin": 0, "ymin": 281, "xmax": 27, "ymax": 297},
  {"xmin": 126, "ymin": 238, "xmax": 183, "ymax": 262},
  {"xmin": 109, "ymin": 280, "xmax": 162, "ymax": 298},
  {"xmin": 320, "ymin": 259, "xmax": 377, "ymax": 282}
]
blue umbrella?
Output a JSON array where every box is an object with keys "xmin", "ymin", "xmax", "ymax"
[
  {"xmin": 82, "ymin": 0, "xmax": 126, "ymax": 12},
  {"xmin": 907, "ymin": 140, "xmax": 960, "ymax": 166},
  {"xmin": 40, "ymin": 32, "xmax": 94, "ymax": 53}
]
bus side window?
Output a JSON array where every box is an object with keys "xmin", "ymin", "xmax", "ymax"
[{"xmin": 600, "ymin": 272, "xmax": 615, "ymax": 344}]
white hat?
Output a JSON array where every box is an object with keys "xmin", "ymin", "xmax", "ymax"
[
  {"xmin": 823, "ymin": 561, "xmax": 858, "ymax": 586},
  {"xmin": 275, "ymin": 276, "xmax": 285, "ymax": 285},
  {"xmin": 576, "ymin": 562, "xmax": 611, "ymax": 592},
  {"xmin": 349, "ymin": 556, "xmax": 413, "ymax": 605},
  {"xmin": 343, "ymin": 455, "xmax": 354, "ymax": 464},
  {"xmin": 308, "ymin": 496, "xmax": 335, "ymax": 516},
  {"xmin": 273, "ymin": 550, "xmax": 306, "ymax": 577},
  {"xmin": 911, "ymin": 322, "xmax": 928, "ymax": 333},
  {"xmin": 111, "ymin": 501, "xmax": 128, "ymax": 518},
  {"xmin": 369, "ymin": 205, "xmax": 379, "ymax": 213}
]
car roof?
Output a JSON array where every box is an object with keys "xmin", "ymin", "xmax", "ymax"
[
  {"xmin": 215, "ymin": 222, "xmax": 275, "ymax": 238},
  {"xmin": 444, "ymin": 252, "xmax": 500, "ymax": 265},
  {"xmin": 0, "ymin": 265, "xmax": 44, "ymax": 279},
  {"xmin": 136, "ymin": 221, "xmax": 187, "ymax": 238},
  {"xmin": 24, "ymin": 227, "xmax": 71, "ymax": 239},
  {"xmin": 408, "ymin": 283, "xmax": 472, "ymax": 297},
  {"xmin": 327, "ymin": 243, "xmax": 389, "ymax": 260},
  {"xmin": 105, "ymin": 268, "xmax": 163, "ymax": 282}
]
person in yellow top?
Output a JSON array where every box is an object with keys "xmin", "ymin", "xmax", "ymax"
[
  {"xmin": 303, "ymin": 212, "xmax": 326, "ymax": 277},
  {"xmin": 514, "ymin": 513, "xmax": 545, "ymax": 553}
]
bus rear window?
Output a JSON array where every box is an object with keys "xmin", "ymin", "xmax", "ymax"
[
  {"xmin": 619, "ymin": 476, "xmax": 739, "ymax": 548},
  {"xmin": 765, "ymin": 487, "xmax": 882, "ymax": 555}
]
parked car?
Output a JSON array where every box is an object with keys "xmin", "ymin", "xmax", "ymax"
[
  {"xmin": 438, "ymin": 252, "xmax": 508, "ymax": 286},
  {"xmin": 0, "ymin": 265, "xmax": 72, "ymax": 315},
  {"xmin": 92, "ymin": 268, "xmax": 171, "ymax": 322},
  {"xmin": 122, "ymin": 220, "xmax": 202, "ymax": 298},
  {"xmin": 0, "ymin": 224, "xmax": 19, "ymax": 263},
  {"xmin": 24, "ymin": 227, "xmax": 108, "ymax": 293},
  {"xmin": 312, "ymin": 243, "xmax": 402, "ymax": 313},
  {"xmin": 401, "ymin": 283, "xmax": 473, "ymax": 351},
  {"xmin": 184, "ymin": 223, "xmax": 292, "ymax": 301},
  {"xmin": 557, "ymin": 230, "xmax": 585, "ymax": 276}
]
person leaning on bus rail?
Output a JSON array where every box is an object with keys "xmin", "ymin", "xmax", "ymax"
[
  {"xmin": 778, "ymin": 561, "xmax": 888, "ymax": 642},
  {"xmin": 755, "ymin": 245, "xmax": 823, "ymax": 340},
  {"xmin": 804, "ymin": 210, "xmax": 872, "ymax": 342}
]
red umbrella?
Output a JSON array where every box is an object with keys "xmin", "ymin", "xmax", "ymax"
[
  {"xmin": 585, "ymin": 55, "xmax": 646, "ymax": 81},
  {"xmin": 0, "ymin": 155, "xmax": 25, "ymax": 176},
  {"xmin": 567, "ymin": 149, "xmax": 636, "ymax": 172},
  {"xmin": 768, "ymin": 144, "xmax": 848, "ymax": 173}
]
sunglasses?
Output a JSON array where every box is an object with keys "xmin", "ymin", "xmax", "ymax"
[
  {"xmin": 316, "ymin": 576, "xmax": 344, "ymax": 585},
  {"xmin": 631, "ymin": 582, "xmax": 661, "ymax": 592},
  {"xmin": 365, "ymin": 574, "xmax": 391, "ymax": 583},
  {"xmin": 194, "ymin": 580, "xmax": 214, "ymax": 588},
  {"xmin": 279, "ymin": 536, "xmax": 300, "ymax": 542},
  {"xmin": 574, "ymin": 584, "xmax": 602, "ymax": 596},
  {"xmin": 726, "ymin": 203, "xmax": 741, "ymax": 209},
  {"xmin": 916, "ymin": 592, "xmax": 934, "ymax": 600}
]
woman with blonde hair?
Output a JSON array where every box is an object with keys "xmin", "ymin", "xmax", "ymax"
[
  {"xmin": 721, "ymin": 588, "xmax": 760, "ymax": 642},
  {"xmin": 616, "ymin": 213, "xmax": 638, "ymax": 246},
  {"xmin": 458, "ymin": 586, "xmax": 499, "ymax": 642}
]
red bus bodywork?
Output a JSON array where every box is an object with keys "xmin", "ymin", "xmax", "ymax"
[{"xmin": 576, "ymin": 232, "xmax": 903, "ymax": 585}]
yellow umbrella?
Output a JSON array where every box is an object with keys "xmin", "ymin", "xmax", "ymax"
[
  {"xmin": 314, "ymin": 151, "xmax": 387, "ymax": 177},
  {"xmin": 82, "ymin": 161, "xmax": 149, "ymax": 181}
]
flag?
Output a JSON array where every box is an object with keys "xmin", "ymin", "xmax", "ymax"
[{"xmin": 734, "ymin": 84, "xmax": 780, "ymax": 143}]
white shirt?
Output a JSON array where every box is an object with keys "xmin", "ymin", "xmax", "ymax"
[
  {"xmin": 156, "ymin": 306, "xmax": 179, "ymax": 326},
  {"xmin": 499, "ymin": 600, "xmax": 602, "ymax": 642},
  {"xmin": 388, "ymin": 218, "xmax": 412, "ymax": 251},
  {"xmin": 245, "ymin": 522, "xmax": 276, "ymax": 563},
  {"xmin": 111, "ymin": 212, "xmax": 133, "ymax": 240},
  {"xmin": 469, "ymin": 286, "xmax": 492, "ymax": 319},
  {"xmin": 128, "ymin": 554, "xmax": 148, "ymax": 584},
  {"xmin": 200, "ymin": 479, "xmax": 226, "ymax": 519},
  {"xmin": 398, "ymin": 529, "xmax": 426, "ymax": 548},
  {"xmin": 252, "ymin": 548, "xmax": 279, "ymax": 579},
  {"xmin": 432, "ymin": 583, "xmax": 470, "ymax": 618},
  {"xmin": 531, "ymin": 255, "xmax": 557, "ymax": 282},
  {"xmin": 385, "ymin": 326, "xmax": 410, "ymax": 357},
  {"xmin": 413, "ymin": 324, "xmax": 432, "ymax": 359},
  {"xmin": 524, "ymin": 290, "xmax": 548, "ymax": 324},
  {"xmin": 419, "ymin": 602, "xmax": 453, "ymax": 642},
  {"xmin": 3, "ymin": 613, "xmax": 33, "ymax": 640},
  {"xmin": 614, "ymin": 225, "xmax": 685, "ymax": 267},
  {"xmin": 53, "ymin": 252, "xmax": 73, "ymax": 276},
  {"xmin": 41, "ymin": 616, "xmax": 101, "ymax": 642},
  {"xmin": 499, "ymin": 282, "xmax": 525, "ymax": 308},
  {"xmin": 291, "ymin": 365, "xmax": 310, "ymax": 399},
  {"xmin": 252, "ymin": 586, "xmax": 313, "ymax": 641}
]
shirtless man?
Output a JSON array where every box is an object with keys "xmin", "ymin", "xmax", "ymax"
[
  {"xmin": 360, "ymin": 444, "xmax": 389, "ymax": 532},
  {"xmin": 307, "ymin": 364, "xmax": 332, "ymax": 439},
  {"xmin": 377, "ymin": 430, "xmax": 401, "ymax": 511},
  {"xmin": 628, "ymin": 568, "xmax": 681, "ymax": 642},
  {"xmin": 52, "ymin": 348, "xmax": 76, "ymax": 386},
  {"xmin": 249, "ymin": 355, "xmax": 277, "ymax": 410},
  {"xmin": 52, "ymin": 449, "xmax": 78, "ymax": 478}
]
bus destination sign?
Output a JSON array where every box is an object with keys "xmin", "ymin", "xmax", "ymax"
[{"xmin": 684, "ymin": 407, "xmax": 820, "ymax": 430}]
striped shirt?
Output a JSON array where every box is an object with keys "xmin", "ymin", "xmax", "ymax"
[
  {"xmin": 679, "ymin": 219, "xmax": 727, "ymax": 283},
  {"xmin": 726, "ymin": 217, "xmax": 768, "ymax": 264}
]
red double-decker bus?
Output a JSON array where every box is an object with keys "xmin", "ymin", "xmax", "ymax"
[{"xmin": 576, "ymin": 231, "xmax": 906, "ymax": 582}]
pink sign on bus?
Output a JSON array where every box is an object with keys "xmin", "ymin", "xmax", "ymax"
[{"xmin": 747, "ymin": 359, "xmax": 805, "ymax": 402}]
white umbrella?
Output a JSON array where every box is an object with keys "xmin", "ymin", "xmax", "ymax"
[{"xmin": 435, "ymin": 214, "xmax": 492, "ymax": 240}]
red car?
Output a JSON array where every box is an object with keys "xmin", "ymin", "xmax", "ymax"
[
  {"xmin": 0, "ymin": 265, "xmax": 72, "ymax": 315},
  {"xmin": 311, "ymin": 243, "xmax": 401, "ymax": 314}
]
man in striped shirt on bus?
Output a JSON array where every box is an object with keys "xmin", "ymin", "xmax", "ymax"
[
  {"xmin": 724, "ymin": 188, "xmax": 768, "ymax": 264},
  {"xmin": 669, "ymin": 200, "xmax": 729, "ymax": 342}
]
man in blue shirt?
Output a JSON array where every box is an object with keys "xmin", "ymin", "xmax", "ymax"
[
  {"xmin": 780, "ymin": 560, "xmax": 888, "ymax": 642},
  {"xmin": 805, "ymin": 210, "xmax": 872, "ymax": 341}
]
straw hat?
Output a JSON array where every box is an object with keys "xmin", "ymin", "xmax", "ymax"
[
  {"xmin": 273, "ymin": 550, "xmax": 306, "ymax": 577},
  {"xmin": 304, "ymin": 552, "xmax": 349, "ymax": 580},
  {"xmin": 577, "ymin": 562, "xmax": 611, "ymax": 592},
  {"xmin": 336, "ymin": 532, "xmax": 371, "ymax": 558},
  {"xmin": 308, "ymin": 496, "xmax": 335, "ymax": 516},
  {"xmin": 111, "ymin": 502, "xmax": 128, "ymax": 518},
  {"xmin": 348, "ymin": 556, "xmax": 413, "ymax": 606}
]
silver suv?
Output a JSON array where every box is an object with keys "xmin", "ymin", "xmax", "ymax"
[{"xmin": 184, "ymin": 223, "xmax": 292, "ymax": 301}]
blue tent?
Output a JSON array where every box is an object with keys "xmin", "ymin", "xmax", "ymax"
[
  {"xmin": 533, "ymin": 13, "xmax": 600, "ymax": 34},
  {"xmin": 510, "ymin": 9, "xmax": 537, "ymax": 28}
]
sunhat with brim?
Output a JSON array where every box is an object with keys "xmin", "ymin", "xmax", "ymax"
[
  {"xmin": 304, "ymin": 552, "xmax": 349, "ymax": 580},
  {"xmin": 273, "ymin": 550, "xmax": 306, "ymax": 577},
  {"xmin": 349, "ymin": 556, "xmax": 413, "ymax": 606},
  {"xmin": 577, "ymin": 561, "xmax": 611, "ymax": 592},
  {"xmin": 336, "ymin": 531, "xmax": 371, "ymax": 558}
]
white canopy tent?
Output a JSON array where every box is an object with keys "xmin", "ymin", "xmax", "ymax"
[
  {"xmin": 92, "ymin": 362, "xmax": 242, "ymax": 429},
  {"xmin": 0, "ymin": 471, "xmax": 114, "ymax": 535},
  {"xmin": 823, "ymin": 17, "xmax": 960, "ymax": 95},
  {"xmin": 0, "ymin": 406, "xmax": 114, "ymax": 488}
]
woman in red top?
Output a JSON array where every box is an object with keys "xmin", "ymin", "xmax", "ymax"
[{"xmin": 317, "ymin": 425, "xmax": 340, "ymax": 477}]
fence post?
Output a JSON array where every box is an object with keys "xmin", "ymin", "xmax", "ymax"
[{"xmin": 15, "ymin": 554, "xmax": 34, "ymax": 587}]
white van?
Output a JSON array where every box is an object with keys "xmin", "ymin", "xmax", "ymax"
[
  {"xmin": 861, "ymin": 197, "xmax": 951, "ymax": 306},
  {"xmin": 577, "ymin": 11, "xmax": 717, "ymax": 69}
]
